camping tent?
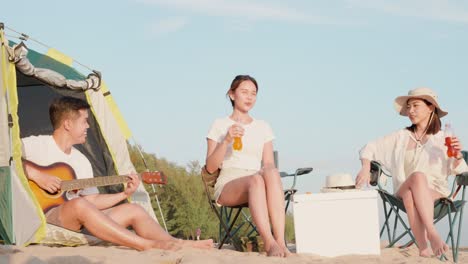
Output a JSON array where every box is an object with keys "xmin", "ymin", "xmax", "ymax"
[{"xmin": 0, "ymin": 22, "xmax": 160, "ymax": 245}]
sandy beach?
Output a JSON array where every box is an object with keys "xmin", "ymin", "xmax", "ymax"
[{"xmin": 1, "ymin": 243, "xmax": 466, "ymax": 264}]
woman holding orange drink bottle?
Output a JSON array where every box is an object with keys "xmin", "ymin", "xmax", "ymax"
[
  {"xmin": 205, "ymin": 75, "xmax": 289, "ymax": 257},
  {"xmin": 356, "ymin": 88, "xmax": 468, "ymax": 258}
]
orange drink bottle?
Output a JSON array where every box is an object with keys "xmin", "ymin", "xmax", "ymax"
[
  {"xmin": 233, "ymin": 137, "xmax": 243, "ymax": 151},
  {"xmin": 444, "ymin": 123, "xmax": 455, "ymax": 158},
  {"xmin": 232, "ymin": 119, "xmax": 243, "ymax": 151}
]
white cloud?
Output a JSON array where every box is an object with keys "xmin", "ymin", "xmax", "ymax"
[
  {"xmin": 149, "ymin": 17, "xmax": 188, "ymax": 35},
  {"xmin": 347, "ymin": 0, "xmax": 468, "ymax": 23},
  {"xmin": 138, "ymin": 0, "xmax": 339, "ymax": 24}
]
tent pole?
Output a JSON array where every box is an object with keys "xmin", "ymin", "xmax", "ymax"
[
  {"xmin": 131, "ymin": 137, "xmax": 168, "ymax": 232},
  {"xmin": 151, "ymin": 184, "xmax": 168, "ymax": 232}
]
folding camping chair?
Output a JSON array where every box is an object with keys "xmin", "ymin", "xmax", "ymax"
[
  {"xmin": 280, "ymin": 168, "xmax": 313, "ymax": 212},
  {"xmin": 370, "ymin": 150, "xmax": 468, "ymax": 263},
  {"xmin": 201, "ymin": 166, "xmax": 255, "ymax": 250},
  {"xmin": 201, "ymin": 151, "xmax": 313, "ymax": 250},
  {"xmin": 274, "ymin": 151, "xmax": 314, "ymax": 213}
]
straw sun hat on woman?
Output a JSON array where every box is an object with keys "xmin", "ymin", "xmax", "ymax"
[{"xmin": 393, "ymin": 87, "xmax": 447, "ymax": 117}]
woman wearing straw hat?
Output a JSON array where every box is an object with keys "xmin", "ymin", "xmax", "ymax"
[
  {"xmin": 205, "ymin": 75, "xmax": 288, "ymax": 257},
  {"xmin": 356, "ymin": 88, "xmax": 468, "ymax": 257}
]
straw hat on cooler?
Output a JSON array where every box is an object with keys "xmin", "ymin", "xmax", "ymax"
[
  {"xmin": 320, "ymin": 173, "xmax": 358, "ymax": 193},
  {"xmin": 394, "ymin": 87, "xmax": 448, "ymax": 117}
]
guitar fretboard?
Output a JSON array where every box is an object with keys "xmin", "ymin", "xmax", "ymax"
[{"xmin": 61, "ymin": 175, "xmax": 130, "ymax": 191}]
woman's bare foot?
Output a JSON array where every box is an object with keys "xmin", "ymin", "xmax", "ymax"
[
  {"xmin": 428, "ymin": 232, "xmax": 449, "ymax": 256},
  {"xmin": 276, "ymin": 240, "xmax": 292, "ymax": 257},
  {"xmin": 282, "ymin": 246, "xmax": 292, "ymax": 257},
  {"xmin": 266, "ymin": 241, "xmax": 284, "ymax": 257},
  {"xmin": 419, "ymin": 246, "xmax": 433, "ymax": 257}
]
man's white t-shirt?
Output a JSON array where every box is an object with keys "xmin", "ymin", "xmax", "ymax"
[
  {"xmin": 207, "ymin": 117, "xmax": 275, "ymax": 171},
  {"xmin": 22, "ymin": 135, "xmax": 99, "ymax": 195}
]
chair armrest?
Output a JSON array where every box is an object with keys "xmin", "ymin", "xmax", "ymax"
[
  {"xmin": 369, "ymin": 161, "xmax": 382, "ymax": 187},
  {"xmin": 280, "ymin": 167, "xmax": 313, "ymax": 178},
  {"xmin": 296, "ymin": 167, "xmax": 313, "ymax": 176},
  {"xmin": 370, "ymin": 161, "xmax": 392, "ymax": 188},
  {"xmin": 456, "ymin": 172, "xmax": 468, "ymax": 186},
  {"xmin": 454, "ymin": 150, "xmax": 468, "ymax": 186},
  {"xmin": 280, "ymin": 167, "xmax": 313, "ymax": 190}
]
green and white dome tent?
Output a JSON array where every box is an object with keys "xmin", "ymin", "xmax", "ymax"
[{"xmin": 0, "ymin": 22, "xmax": 166, "ymax": 246}]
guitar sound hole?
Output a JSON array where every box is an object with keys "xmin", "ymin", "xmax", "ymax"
[{"xmin": 45, "ymin": 190, "xmax": 59, "ymax": 195}]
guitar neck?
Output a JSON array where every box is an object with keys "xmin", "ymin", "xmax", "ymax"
[{"xmin": 60, "ymin": 175, "xmax": 135, "ymax": 191}]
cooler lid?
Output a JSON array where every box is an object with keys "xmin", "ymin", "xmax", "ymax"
[{"xmin": 293, "ymin": 190, "xmax": 377, "ymax": 202}]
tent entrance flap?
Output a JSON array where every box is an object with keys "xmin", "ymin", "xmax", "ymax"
[{"xmin": 16, "ymin": 70, "xmax": 120, "ymax": 194}]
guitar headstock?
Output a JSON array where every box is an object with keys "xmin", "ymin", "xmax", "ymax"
[{"xmin": 141, "ymin": 171, "xmax": 167, "ymax": 185}]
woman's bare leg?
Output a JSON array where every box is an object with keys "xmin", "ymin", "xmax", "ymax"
[
  {"xmin": 398, "ymin": 188, "xmax": 431, "ymax": 256},
  {"xmin": 260, "ymin": 166, "xmax": 290, "ymax": 256},
  {"xmin": 218, "ymin": 174, "xmax": 283, "ymax": 257},
  {"xmin": 396, "ymin": 172, "xmax": 448, "ymax": 256}
]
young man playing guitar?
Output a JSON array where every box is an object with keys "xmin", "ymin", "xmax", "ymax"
[{"xmin": 22, "ymin": 96, "xmax": 213, "ymax": 251}]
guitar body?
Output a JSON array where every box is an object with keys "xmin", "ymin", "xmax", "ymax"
[
  {"xmin": 26, "ymin": 161, "xmax": 77, "ymax": 213},
  {"xmin": 24, "ymin": 159, "xmax": 167, "ymax": 214}
]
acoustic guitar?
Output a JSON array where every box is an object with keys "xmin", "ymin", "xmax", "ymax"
[{"xmin": 24, "ymin": 159, "xmax": 167, "ymax": 213}]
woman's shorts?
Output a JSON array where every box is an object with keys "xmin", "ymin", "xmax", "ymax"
[{"xmin": 214, "ymin": 167, "xmax": 259, "ymax": 205}]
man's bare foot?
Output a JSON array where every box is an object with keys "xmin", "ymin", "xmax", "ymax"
[
  {"xmin": 419, "ymin": 247, "xmax": 433, "ymax": 257},
  {"xmin": 266, "ymin": 241, "xmax": 284, "ymax": 257},
  {"xmin": 428, "ymin": 232, "xmax": 449, "ymax": 256},
  {"xmin": 180, "ymin": 239, "xmax": 214, "ymax": 249},
  {"xmin": 150, "ymin": 240, "xmax": 182, "ymax": 251}
]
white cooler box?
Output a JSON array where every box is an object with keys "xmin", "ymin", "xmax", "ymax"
[{"xmin": 292, "ymin": 190, "xmax": 380, "ymax": 257}]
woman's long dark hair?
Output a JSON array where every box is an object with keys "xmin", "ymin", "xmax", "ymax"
[{"xmin": 405, "ymin": 99, "xmax": 442, "ymax": 135}]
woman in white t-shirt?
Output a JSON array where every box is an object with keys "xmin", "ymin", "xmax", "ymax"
[
  {"xmin": 356, "ymin": 88, "xmax": 468, "ymax": 258},
  {"xmin": 205, "ymin": 75, "xmax": 288, "ymax": 257}
]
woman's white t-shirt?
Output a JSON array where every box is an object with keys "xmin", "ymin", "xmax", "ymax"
[{"xmin": 207, "ymin": 117, "xmax": 275, "ymax": 171}]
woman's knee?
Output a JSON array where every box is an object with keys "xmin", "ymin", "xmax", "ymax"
[
  {"xmin": 400, "ymin": 190, "xmax": 414, "ymax": 206},
  {"xmin": 262, "ymin": 166, "xmax": 279, "ymax": 175},
  {"xmin": 408, "ymin": 171, "xmax": 429, "ymax": 185},
  {"xmin": 248, "ymin": 174, "xmax": 265, "ymax": 189},
  {"xmin": 261, "ymin": 167, "xmax": 281, "ymax": 183}
]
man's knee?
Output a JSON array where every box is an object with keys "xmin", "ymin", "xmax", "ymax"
[
  {"xmin": 61, "ymin": 197, "xmax": 93, "ymax": 223},
  {"xmin": 65, "ymin": 197, "xmax": 91, "ymax": 212},
  {"xmin": 118, "ymin": 203, "xmax": 147, "ymax": 217}
]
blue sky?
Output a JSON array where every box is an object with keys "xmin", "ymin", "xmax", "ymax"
[
  {"xmin": 3, "ymin": 0, "xmax": 468, "ymax": 188},
  {"xmin": 3, "ymin": 0, "xmax": 468, "ymax": 244},
  {"xmin": 3, "ymin": 0, "xmax": 468, "ymax": 191}
]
